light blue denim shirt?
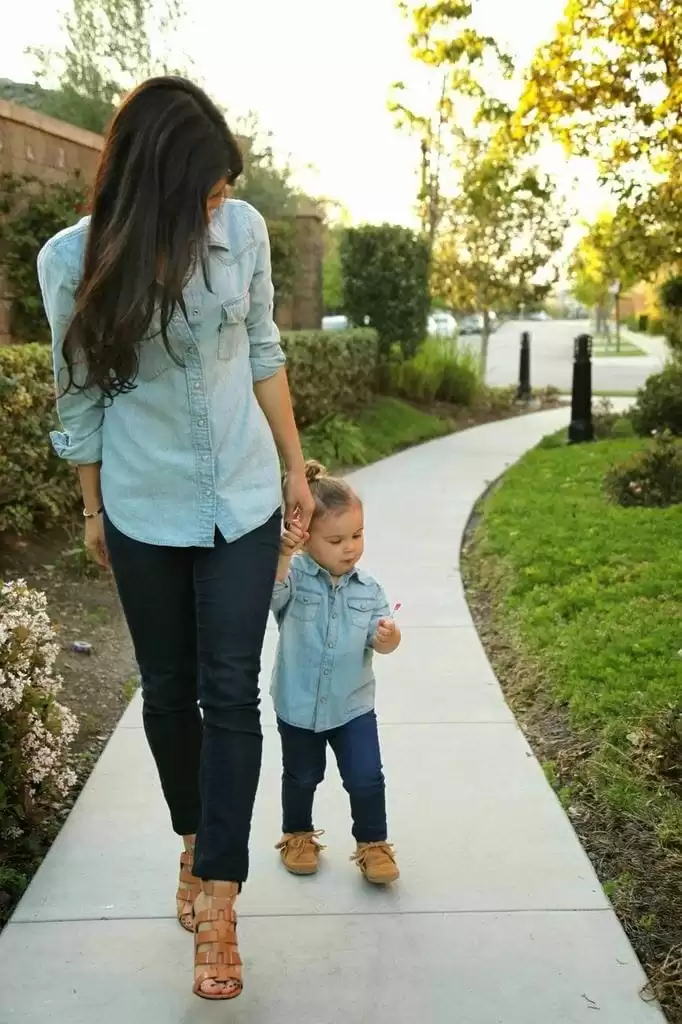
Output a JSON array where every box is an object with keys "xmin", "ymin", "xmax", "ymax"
[
  {"xmin": 270, "ymin": 553, "xmax": 390, "ymax": 732},
  {"xmin": 37, "ymin": 199, "xmax": 284, "ymax": 547}
]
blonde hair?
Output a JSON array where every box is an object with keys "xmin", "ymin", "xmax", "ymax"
[{"xmin": 305, "ymin": 460, "xmax": 360, "ymax": 520}]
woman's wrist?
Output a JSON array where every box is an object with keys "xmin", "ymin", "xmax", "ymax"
[{"xmin": 283, "ymin": 455, "xmax": 306, "ymax": 476}]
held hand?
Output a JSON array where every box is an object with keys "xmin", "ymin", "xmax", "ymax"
[
  {"xmin": 280, "ymin": 523, "xmax": 307, "ymax": 558},
  {"xmin": 283, "ymin": 469, "xmax": 316, "ymax": 534},
  {"xmin": 84, "ymin": 515, "xmax": 110, "ymax": 570}
]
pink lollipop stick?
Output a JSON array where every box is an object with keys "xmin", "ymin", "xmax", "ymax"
[{"xmin": 391, "ymin": 602, "xmax": 402, "ymax": 616}]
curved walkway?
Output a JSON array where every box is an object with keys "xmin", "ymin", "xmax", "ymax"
[{"xmin": 0, "ymin": 409, "xmax": 665, "ymax": 1022}]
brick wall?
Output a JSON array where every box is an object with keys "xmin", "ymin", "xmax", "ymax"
[
  {"xmin": 0, "ymin": 100, "xmax": 103, "ymax": 343},
  {"xmin": 0, "ymin": 100, "xmax": 323, "ymax": 342}
]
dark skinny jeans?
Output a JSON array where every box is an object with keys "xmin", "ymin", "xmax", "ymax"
[{"xmin": 104, "ymin": 511, "xmax": 280, "ymax": 882}]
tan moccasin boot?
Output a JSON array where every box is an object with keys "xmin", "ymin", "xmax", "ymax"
[
  {"xmin": 275, "ymin": 830, "xmax": 326, "ymax": 875},
  {"xmin": 352, "ymin": 841, "xmax": 399, "ymax": 884}
]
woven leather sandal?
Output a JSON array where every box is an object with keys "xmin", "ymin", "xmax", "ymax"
[
  {"xmin": 193, "ymin": 881, "xmax": 243, "ymax": 1000},
  {"xmin": 176, "ymin": 849, "xmax": 201, "ymax": 932}
]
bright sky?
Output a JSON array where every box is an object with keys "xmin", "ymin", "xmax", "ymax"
[{"xmin": 0, "ymin": 0, "xmax": 605, "ymax": 229}]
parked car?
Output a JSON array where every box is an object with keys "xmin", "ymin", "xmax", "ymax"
[
  {"xmin": 458, "ymin": 312, "xmax": 499, "ymax": 335},
  {"xmin": 322, "ymin": 314, "xmax": 349, "ymax": 331},
  {"xmin": 427, "ymin": 311, "xmax": 459, "ymax": 339},
  {"xmin": 528, "ymin": 310, "xmax": 550, "ymax": 321}
]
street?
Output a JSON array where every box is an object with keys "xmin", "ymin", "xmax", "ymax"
[{"xmin": 460, "ymin": 319, "xmax": 667, "ymax": 394}]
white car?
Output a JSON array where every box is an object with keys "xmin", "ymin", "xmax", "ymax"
[
  {"xmin": 427, "ymin": 311, "xmax": 459, "ymax": 339},
  {"xmin": 322, "ymin": 314, "xmax": 350, "ymax": 331}
]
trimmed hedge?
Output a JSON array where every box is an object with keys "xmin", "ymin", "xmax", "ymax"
[
  {"xmin": 281, "ymin": 328, "xmax": 378, "ymax": 427},
  {"xmin": 0, "ymin": 329, "xmax": 379, "ymax": 534}
]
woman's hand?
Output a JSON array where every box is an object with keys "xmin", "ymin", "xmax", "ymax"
[
  {"xmin": 283, "ymin": 469, "xmax": 315, "ymax": 533},
  {"xmin": 84, "ymin": 514, "xmax": 110, "ymax": 570}
]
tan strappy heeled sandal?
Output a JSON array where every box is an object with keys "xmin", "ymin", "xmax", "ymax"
[
  {"xmin": 193, "ymin": 881, "xmax": 243, "ymax": 1000},
  {"xmin": 176, "ymin": 849, "xmax": 201, "ymax": 932}
]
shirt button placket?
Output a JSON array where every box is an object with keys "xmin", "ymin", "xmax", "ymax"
[{"xmin": 183, "ymin": 323, "xmax": 214, "ymax": 541}]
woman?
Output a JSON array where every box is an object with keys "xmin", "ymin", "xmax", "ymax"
[{"xmin": 37, "ymin": 76, "xmax": 314, "ymax": 1000}]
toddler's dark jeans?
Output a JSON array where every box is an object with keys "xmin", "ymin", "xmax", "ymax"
[{"xmin": 277, "ymin": 711, "xmax": 387, "ymax": 843}]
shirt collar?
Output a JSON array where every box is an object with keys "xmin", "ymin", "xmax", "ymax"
[
  {"xmin": 295, "ymin": 552, "xmax": 371, "ymax": 586},
  {"xmin": 207, "ymin": 204, "xmax": 230, "ymax": 251},
  {"xmin": 78, "ymin": 213, "xmax": 231, "ymax": 253}
]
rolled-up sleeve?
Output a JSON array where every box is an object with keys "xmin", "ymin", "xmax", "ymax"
[
  {"xmin": 37, "ymin": 240, "xmax": 104, "ymax": 464},
  {"xmin": 272, "ymin": 574, "xmax": 294, "ymax": 621},
  {"xmin": 246, "ymin": 208, "xmax": 286, "ymax": 383}
]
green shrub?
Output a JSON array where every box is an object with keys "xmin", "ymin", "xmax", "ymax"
[
  {"xmin": 281, "ymin": 328, "xmax": 378, "ymax": 427},
  {"xmin": 0, "ymin": 173, "xmax": 88, "ymax": 341},
  {"xmin": 390, "ymin": 338, "xmax": 481, "ymax": 405},
  {"xmin": 341, "ymin": 224, "xmax": 430, "ymax": 358},
  {"xmin": 648, "ymin": 317, "xmax": 664, "ymax": 336},
  {"xmin": 631, "ymin": 364, "xmax": 682, "ymax": 437},
  {"xmin": 0, "ymin": 344, "xmax": 76, "ymax": 534},
  {"xmin": 593, "ymin": 398, "xmax": 635, "ymax": 440},
  {"xmin": 302, "ymin": 415, "xmax": 368, "ymax": 467},
  {"xmin": 604, "ymin": 433, "xmax": 682, "ymax": 508}
]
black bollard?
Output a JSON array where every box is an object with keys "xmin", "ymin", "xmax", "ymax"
[
  {"xmin": 568, "ymin": 333, "xmax": 594, "ymax": 443},
  {"xmin": 516, "ymin": 331, "xmax": 531, "ymax": 401}
]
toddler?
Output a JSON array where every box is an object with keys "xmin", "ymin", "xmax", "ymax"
[{"xmin": 270, "ymin": 460, "xmax": 401, "ymax": 884}]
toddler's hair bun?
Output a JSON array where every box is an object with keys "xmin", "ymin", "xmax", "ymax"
[{"xmin": 304, "ymin": 460, "xmax": 327, "ymax": 484}]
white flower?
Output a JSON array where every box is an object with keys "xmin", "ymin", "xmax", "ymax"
[{"xmin": 1, "ymin": 579, "xmax": 79, "ymax": 808}]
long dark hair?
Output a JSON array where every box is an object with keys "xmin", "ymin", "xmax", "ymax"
[{"xmin": 63, "ymin": 76, "xmax": 243, "ymax": 398}]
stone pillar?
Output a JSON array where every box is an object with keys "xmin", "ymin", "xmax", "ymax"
[{"xmin": 291, "ymin": 202, "xmax": 323, "ymax": 331}]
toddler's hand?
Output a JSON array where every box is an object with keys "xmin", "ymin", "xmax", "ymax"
[
  {"xmin": 280, "ymin": 523, "xmax": 306, "ymax": 558},
  {"xmin": 375, "ymin": 617, "xmax": 396, "ymax": 643}
]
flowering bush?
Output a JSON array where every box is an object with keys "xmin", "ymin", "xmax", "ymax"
[
  {"xmin": 0, "ymin": 579, "xmax": 78, "ymax": 840},
  {"xmin": 604, "ymin": 432, "xmax": 682, "ymax": 508}
]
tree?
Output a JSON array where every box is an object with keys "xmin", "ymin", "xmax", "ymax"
[
  {"xmin": 232, "ymin": 115, "xmax": 300, "ymax": 219},
  {"xmin": 570, "ymin": 213, "xmax": 625, "ymax": 337},
  {"xmin": 341, "ymin": 225, "xmax": 430, "ymax": 358},
  {"xmin": 389, "ymin": 1, "xmax": 514, "ymax": 254},
  {"xmin": 28, "ymin": 0, "xmax": 188, "ymax": 133},
  {"xmin": 517, "ymin": 0, "xmax": 682, "ymax": 178},
  {"xmin": 231, "ymin": 116, "xmax": 318, "ymax": 306},
  {"xmin": 432, "ymin": 142, "xmax": 568, "ymax": 371}
]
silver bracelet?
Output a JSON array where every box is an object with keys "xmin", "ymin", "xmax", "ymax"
[{"xmin": 83, "ymin": 507, "xmax": 103, "ymax": 519}]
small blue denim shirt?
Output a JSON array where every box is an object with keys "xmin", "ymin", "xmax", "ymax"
[
  {"xmin": 270, "ymin": 553, "xmax": 391, "ymax": 732},
  {"xmin": 37, "ymin": 199, "xmax": 284, "ymax": 547}
]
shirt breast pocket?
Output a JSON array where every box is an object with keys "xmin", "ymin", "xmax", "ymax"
[
  {"xmin": 218, "ymin": 293, "xmax": 250, "ymax": 361},
  {"xmin": 290, "ymin": 591, "xmax": 322, "ymax": 622},
  {"xmin": 347, "ymin": 596, "xmax": 372, "ymax": 630}
]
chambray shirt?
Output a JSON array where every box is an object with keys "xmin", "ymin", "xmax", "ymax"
[
  {"xmin": 37, "ymin": 200, "xmax": 284, "ymax": 547},
  {"xmin": 270, "ymin": 553, "xmax": 390, "ymax": 732}
]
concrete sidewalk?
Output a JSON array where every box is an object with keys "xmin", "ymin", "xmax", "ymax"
[{"xmin": 0, "ymin": 409, "xmax": 665, "ymax": 1023}]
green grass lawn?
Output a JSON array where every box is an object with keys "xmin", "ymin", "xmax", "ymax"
[
  {"xmin": 351, "ymin": 396, "xmax": 451, "ymax": 461},
  {"xmin": 301, "ymin": 396, "xmax": 451, "ymax": 470},
  {"xmin": 591, "ymin": 335, "xmax": 646, "ymax": 357},
  {"xmin": 465, "ymin": 435, "xmax": 682, "ymax": 1017}
]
